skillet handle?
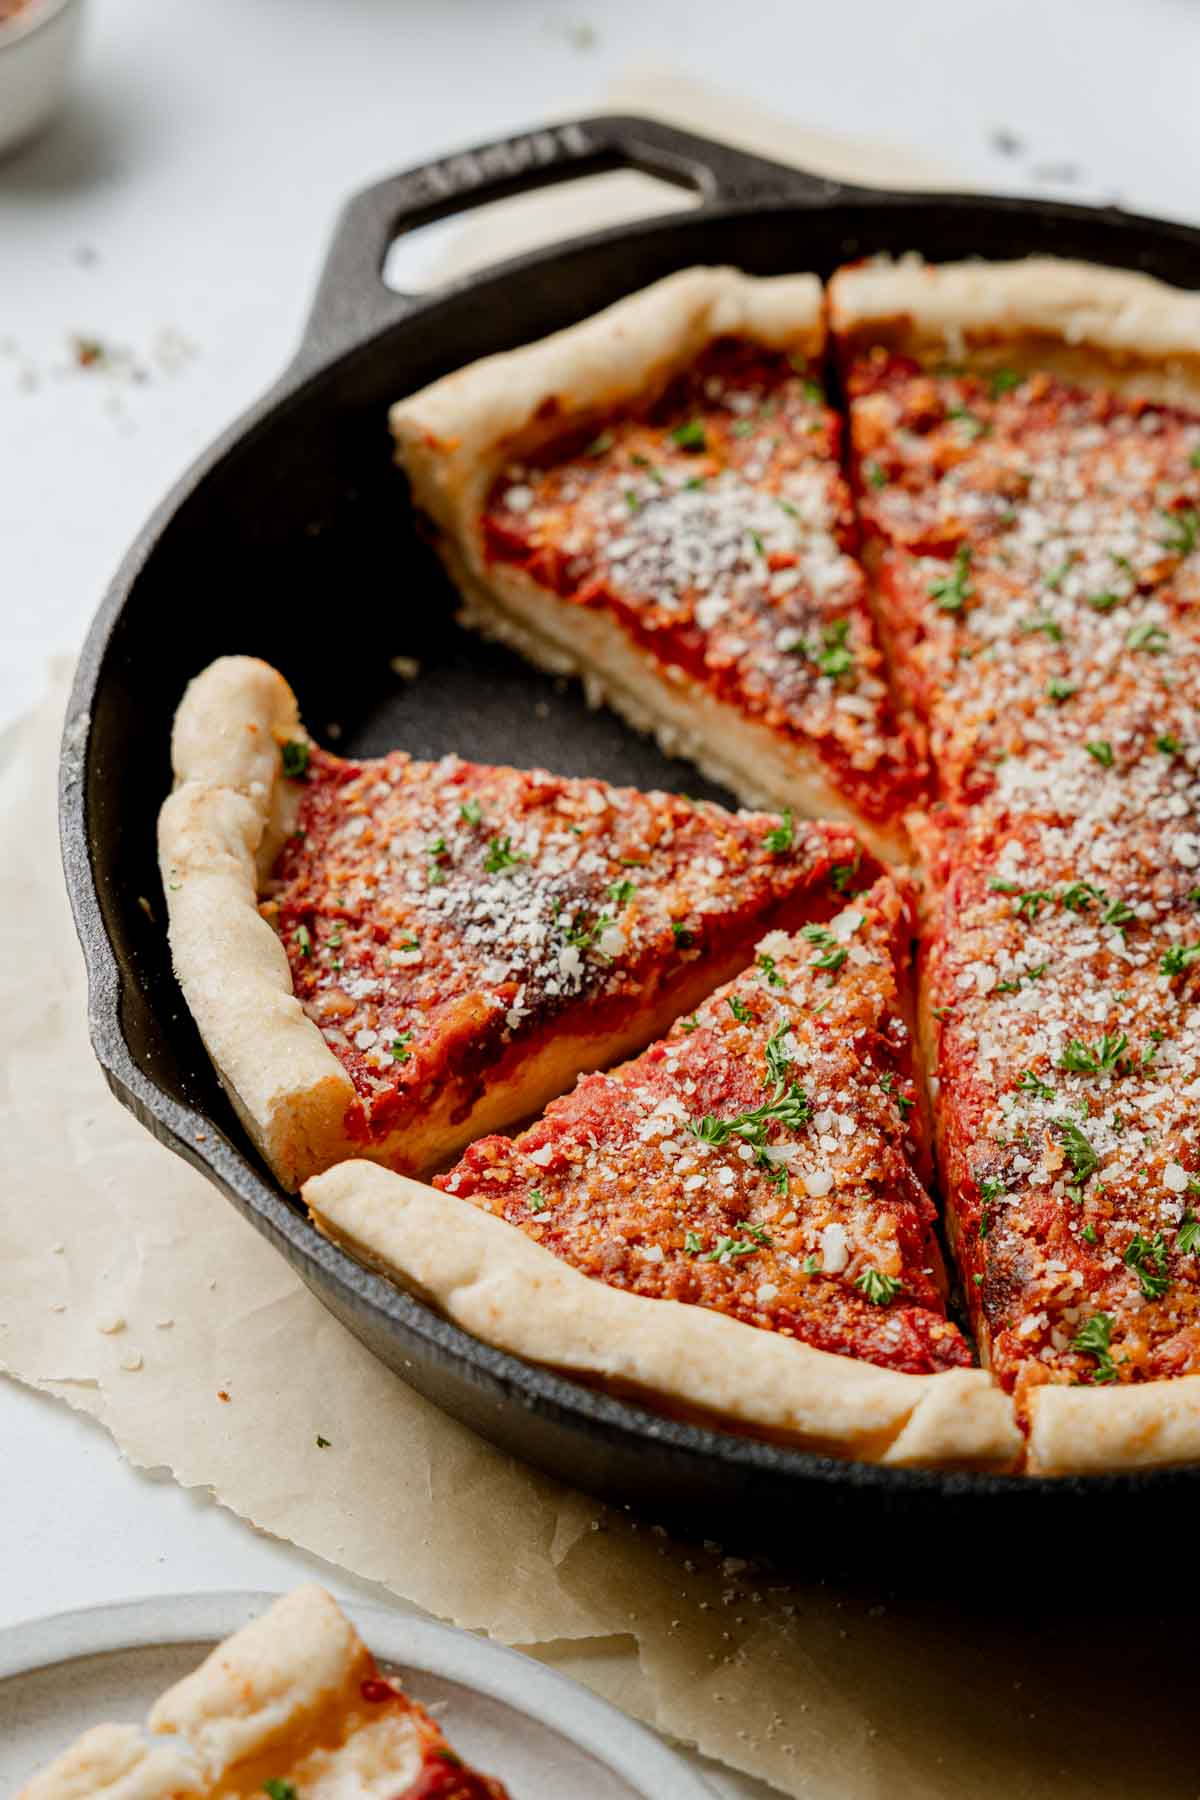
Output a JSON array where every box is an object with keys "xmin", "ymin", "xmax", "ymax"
[{"xmin": 299, "ymin": 112, "xmax": 852, "ymax": 363}]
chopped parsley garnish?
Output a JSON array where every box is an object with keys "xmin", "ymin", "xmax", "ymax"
[
  {"xmin": 672, "ymin": 921, "xmax": 694, "ymax": 948},
  {"xmin": 263, "ymin": 1784, "xmax": 300, "ymax": 1800},
  {"xmin": 1100, "ymin": 898, "xmax": 1135, "ymax": 930},
  {"xmin": 731, "ymin": 418, "xmax": 754, "ymax": 438},
  {"xmin": 1157, "ymin": 734, "xmax": 1182, "ymax": 755},
  {"xmin": 1087, "ymin": 590, "xmax": 1123, "ymax": 612},
  {"xmin": 928, "ymin": 545, "xmax": 973, "ymax": 612},
  {"xmin": 995, "ymin": 963, "xmax": 1047, "ymax": 993},
  {"xmin": 483, "ymin": 835, "xmax": 528, "ymax": 874},
  {"xmin": 990, "ymin": 368, "xmax": 1021, "ymax": 397},
  {"xmin": 947, "ymin": 403, "xmax": 988, "ymax": 440},
  {"xmin": 607, "ymin": 878, "xmax": 636, "ymax": 906},
  {"xmin": 763, "ymin": 1021, "xmax": 795, "ymax": 1088},
  {"xmin": 459, "ymin": 798, "xmax": 483, "ymax": 825},
  {"xmin": 1016, "ymin": 1070, "xmax": 1054, "ymax": 1099},
  {"xmin": 528, "ymin": 1189, "xmax": 548, "ymax": 1214},
  {"xmin": 876, "ymin": 1070, "xmax": 914, "ymax": 1115},
  {"xmin": 791, "ymin": 618, "xmax": 855, "ymax": 679},
  {"xmin": 689, "ymin": 1084, "xmax": 812, "ymax": 1161},
  {"xmin": 388, "ymin": 1032, "xmax": 414, "ymax": 1062},
  {"xmin": 1160, "ymin": 507, "xmax": 1199, "ymax": 557},
  {"xmin": 700, "ymin": 1233, "xmax": 770, "ymax": 1263},
  {"xmin": 1045, "ymin": 676, "xmax": 1077, "ymax": 703},
  {"xmin": 727, "ymin": 994, "xmax": 753, "ymax": 1024},
  {"xmin": 1123, "ymin": 1231, "xmax": 1170, "ymax": 1300},
  {"xmin": 1081, "ymin": 1224, "xmax": 1098, "ymax": 1245},
  {"xmin": 292, "ymin": 924, "xmax": 312, "ymax": 958},
  {"xmin": 830, "ymin": 855, "xmax": 861, "ymax": 895},
  {"xmin": 624, "ymin": 489, "xmax": 642, "ymax": 513},
  {"xmin": 315, "ymin": 1434, "xmax": 331, "ymax": 1448},
  {"xmin": 670, "ymin": 419, "xmax": 707, "ymax": 452},
  {"xmin": 1014, "ymin": 888, "xmax": 1055, "ymax": 920},
  {"xmin": 426, "ymin": 836, "xmax": 448, "ymax": 885},
  {"xmin": 855, "ymin": 1269, "xmax": 902, "ymax": 1306},
  {"xmin": 757, "ymin": 951, "xmax": 785, "ymax": 987},
  {"xmin": 1057, "ymin": 1119, "xmax": 1099, "ymax": 1189},
  {"xmin": 802, "ymin": 1253, "xmax": 820, "ymax": 1274},
  {"xmin": 1059, "ymin": 881, "xmax": 1104, "ymax": 914},
  {"xmin": 1126, "ymin": 621, "xmax": 1170, "ymax": 654},
  {"xmin": 585, "ymin": 430, "xmax": 614, "ymax": 457},
  {"xmin": 762, "ymin": 810, "xmax": 794, "ymax": 855},
  {"xmin": 989, "ymin": 877, "xmax": 1020, "ymax": 894},
  {"xmin": 1161, "ymin": 942, "xmax": 1200, "ymax": 977},
  {"xmin": 977, "ymin": 1174, "xmax": 1005, "ymax": 1239},
  {"xmin": 684, "ymin": 1231, "xmax": 705, "ymax": 1254},
  {"xmin": 280, "ymin": 739, "xmax": 310, "ymax": 780},
  {"xmin": 563, "ymin": 908, "xmax": 615, "ymax": 953},
  {"xmin": 1177, "ymin": 1210, "xmax": 1200, "ymax": 1255},
  {"xmin": 1085, "ymin": 740, "xmax": 1114, "ymax": 767},
  {"xmin": 1023, "ymin": 613, "xmax": 1063, "ymax": 642},
  {"xmin": 1191, "ymin": 447, "xmax": 1200, "ymax": 470},
  {"xmin": 1059, "ymin": 1033, "xmax": 1127, "ymax": 1076},
  {"xmin": 1071, "ymin": 1312, "xmax": 1117, "ymax": 1382},
  {"xmin": 679, "ymin": 1015, "xmax": 700, "ymax": 1034},
  {"xmin": 865, "ymin": 459, "xmax": 888, "ymax": 489},
  {"xmin": 747, "ymin": 528, "xmax": 765, "ymax": 557},
  {"xmin": 802, "ymin": 923, "xmax": 848, "ymax": 976}
]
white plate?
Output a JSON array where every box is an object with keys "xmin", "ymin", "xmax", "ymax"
[{"xmin": 0, "ymin": 1589, "xmax": 715, "ymax": 1798}]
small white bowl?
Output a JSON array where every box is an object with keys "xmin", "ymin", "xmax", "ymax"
[{"xmin": 0, "ymin": 0, "xmax": 84, "ymax": 158}]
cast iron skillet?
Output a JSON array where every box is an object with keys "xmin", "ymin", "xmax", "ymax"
[{"xmin": 60, "ymin": 116, "xmax": 1200, "ymax": 1581}]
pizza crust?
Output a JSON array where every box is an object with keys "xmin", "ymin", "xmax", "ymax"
[
  {"xmin": 16, "ymin": 1726, "xmax": 204, "ymax": 1800},
  {"xmin": 385, "ymin": 266, "xmax": 912, "ymax": 858},
  {"xmin": 1026, "ymin": 1376, "xmax": 1200, "ymax": 1476},
  {"xmin": 304, "ymin": 1159, "xmax": 1022, "ymax": 1471},
  {"xmin": 828, "ymin": 256, "xmax": 1200, "ymax": 404}
]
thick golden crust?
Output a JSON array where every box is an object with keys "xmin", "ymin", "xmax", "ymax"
[
  {"xmin": 305, "ymin": 1161, "xmax": 1021, "ymax": 1470},
  {"xmin": 1027, "ymin": 1376, "xmax": 1200, "ymax": 1476},
  {"xmin": 147, "ymin": 1586, "xmax": 371, "ymax": 1779},
  {"xmin": 17, "ymin": 1726, "xmax": 203, "ymax": 1800},
  {"xmin": 20, "ymin": 1589, "xmax": 502, "ymax": 1800},
  {"xmin": 390, "ymin": 264, "xmax": 824, "ymax": 527},
  {"xmin": 828, "ymin": 256, "xmax": 1200, "ymax": 403},
  {"xmin": 157, "ymin": 657, "xmax": 357, "ymax": 1191}
]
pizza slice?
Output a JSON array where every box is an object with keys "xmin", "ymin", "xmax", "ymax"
[
  {"xmin": 159, "ymin": 655, "xmax": 867, "ymax": 1190},
  {"xmin": 19, "ymin": 1586, "xmax": 509, "ymax": 1799},
  {"xmin": 307, "ymin": 881, "xmax": 1021, "ymax": 1469},
  {"xmin": 391, "ymin": 266, "xmax": 926, "ymax": 865},
  {"xmin": 829, "ymin": 256, "xmax": 1200, "ymax": 806},
  {"xmin": 913, "ymin": 712, "xmax": 1200, "ymax": 1475}
]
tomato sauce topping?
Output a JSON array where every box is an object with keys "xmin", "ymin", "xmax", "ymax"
[
  {"xmin": 265, "ymin": 746, "xmax": 860, "ymax": 1150},
  {"xmin": 439, "ymin": 878, "xmax": 970, "ymax": 1376},
  {"xmin": 480, "ymin": 339, "xmax": 926, "ymax": 826},
  {"xmin": 845, "ymin": 350, "xmax": 1200, "ymax": 805}
]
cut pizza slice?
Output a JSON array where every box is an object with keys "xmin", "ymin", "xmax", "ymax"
[
  {"xmin": 913, "ymin": 717, "xmax": 1200, "ymax": 1475},
  {"xmin": 829, "ymin": 256, "xmax": 1200, "ymax": 807},
  {"xmin": 306, "ymin": 881, "xmax": 1022, "ymax": 1469},
  {"xmin": 19, "ymin": 1586, "xmax": 509, "ymax": 1799},
  {"xmin": 159, "ymin": 655, "xmax": 868, "ymax": 1190},
  {"xmin": 391, "ymin": 266, "xmax": 926, "ymax": 865}
]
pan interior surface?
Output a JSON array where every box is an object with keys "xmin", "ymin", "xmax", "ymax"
[{"xmin": 68, "ymin": 190, "xmax": 1200, "ymax": 1569}]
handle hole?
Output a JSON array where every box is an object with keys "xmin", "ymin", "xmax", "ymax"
[{"xmin": 381, "ymin": 167, "xmax": 701, "ymax": 293}]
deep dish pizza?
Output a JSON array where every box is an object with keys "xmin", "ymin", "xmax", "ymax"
[
  {"xmin": 160, "ymin": 655, "xmax": 862, "ymax": 1189},
  {"xmin": 161, "ymin": 256, "xmax": 1200, "ymax": 1476},
  {"xmin": 20, "ymin": 1587, "xmax": 509, "ymax": 1800}
]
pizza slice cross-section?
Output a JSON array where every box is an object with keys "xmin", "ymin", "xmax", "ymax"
[
  {"xmin": 915, "ymin": 727, "xmax": 1200, "ymax": 1476},
  {"xmin": 307, "ymin": 880, "xmax": 1021, "ymax": 1469},
  {"xmin": 830, "ymin": 255, "xmax": 1200, "ymax": 810},
  {"xmin": 390, "ymin": 266, "xmax": 926, "ymax": 865},
  {"xmin": 158, "ymin": 655, "xmax": 867, "ymax": 1190},
  {"xmin": 18, "ymin": 1586, "xmax": 509, "ymax": 1799}
]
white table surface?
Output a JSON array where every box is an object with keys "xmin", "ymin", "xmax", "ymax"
[{"xmin": 3, "ymin": 2, "xmax": 1199, "ymax": 1792}]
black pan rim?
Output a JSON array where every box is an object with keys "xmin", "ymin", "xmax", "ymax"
[{"xmin": 59, "ymin": 139, "xmax": 1200, "ymax": 1505}]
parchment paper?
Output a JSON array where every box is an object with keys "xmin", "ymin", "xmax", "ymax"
[{"xmin": 3, "ymin": 86, "xmax": 1194, "ymax": 1800}]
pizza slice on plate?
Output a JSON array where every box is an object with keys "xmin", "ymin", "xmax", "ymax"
[
  {"xmin": 307, "ymin": 877, "xmax": 1020, "ymax": 1469},
  {"xmin": 159, "ymin": 655, "xmax": 865, "ymax": 1190},
  {"xmin": 390, "ymin": 266, "xmax": 926, "ymax": 865},
  {"xmin": 20, "ymin": 1586, "xmax": 508, "ymax": 1799},
  {"xmin": 829, "ymin": 256, "xmax": 1200, "ymax": 807},
  {"xmin": 913, "ymin": 717, "xmax": 1200, "ymax": 1476}
]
